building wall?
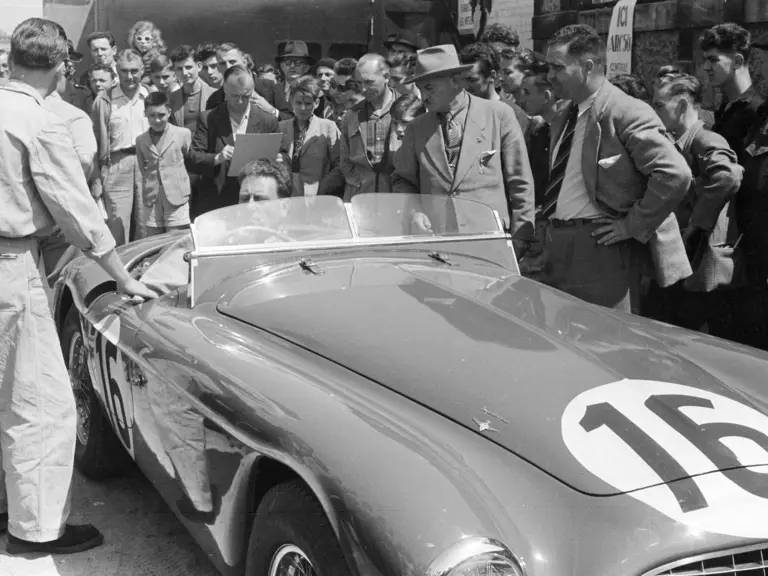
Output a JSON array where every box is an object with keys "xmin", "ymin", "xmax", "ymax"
[
  {"xmin": 532, "ymin": 0, "xmax": 768, "ymax": 110},
  {"xmin": 458, "ymin": 0, "xmax": 537, "ymax": 48}
]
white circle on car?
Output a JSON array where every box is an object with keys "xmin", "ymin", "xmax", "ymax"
[{"xmin": 562, "ymin": 379, "xmax": 768, "ymax": 538}]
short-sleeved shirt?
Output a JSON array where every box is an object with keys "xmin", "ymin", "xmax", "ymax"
[
  {"xmin": 44, "ymin": 91, "xmax": 98, "ymax": 178},
  {"xmin": 109, "ymin": 84, "xmax": 149, "ymax": 152},
  {"xmin": 0, "ymin": 81, "xmax": 115, "ymax": 258}
]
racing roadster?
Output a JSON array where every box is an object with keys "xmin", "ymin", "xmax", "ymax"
[{"xmin": 54, "ymin": 193, "xmax": 768, "ymax": 576}]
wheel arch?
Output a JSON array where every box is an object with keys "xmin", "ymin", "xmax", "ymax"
[
  {"xmin": 241, "ymin": 456, "xmax": 361, "ymax": 575},
  {"xmin": 56, "ymin": 284, "xmax": 75, "ymax": 333}
]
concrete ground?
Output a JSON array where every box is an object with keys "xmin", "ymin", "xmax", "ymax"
[{"xmin": 0, "ymin": 468, "xmax": 219, "ymax": 576}]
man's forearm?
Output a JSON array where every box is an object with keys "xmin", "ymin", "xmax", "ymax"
[{"xmin": 94, "ymin": 249, "xmax": 133, "ymax": 288}]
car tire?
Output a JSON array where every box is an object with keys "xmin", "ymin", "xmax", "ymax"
[
  {"xmin": 61, "ymin": 307, "xmax": 132, "ymax": 480},
  {"xmin": 245, "ymin": 479, "xmax": 352, "ymax": 576}
]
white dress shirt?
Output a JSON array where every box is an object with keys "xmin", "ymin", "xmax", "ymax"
[
  {"xmin": 551, "ymin": 85, "xmax": 604, "ymax": 220},
  {"xmin": 230, "ymin": 103, "xmax": 251, "ymax": 139}
]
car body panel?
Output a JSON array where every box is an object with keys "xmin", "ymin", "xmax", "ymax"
[{"xmin": 52, "ymin": 204, "xmax": 768, "ymax": 576}]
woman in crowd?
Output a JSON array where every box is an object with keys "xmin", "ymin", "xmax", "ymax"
[
  {"xmin": 279, "ymin": 76, "xmax": 342, "ymax": 197},
  {"xmin": 128, "ymin": 20, "xmax": 167, "ymax": 85}
]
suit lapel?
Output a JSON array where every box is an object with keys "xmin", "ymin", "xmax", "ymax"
[
  {"xmin": 581, "ymin": 82, "xmax": 612, "ymax": 197},
  {"xmin": 451, "ymin": 97, "xmax": 487, "ymax": 191},
  {"xmin": 245, "ymin": 106, "xmax": 263, "ymax": 134},
  {"xmin": 549, "ymin": 103, "xmax": 570, "ymax": 165},
  {"xmin": 356, "ymin": 106, "xmax": 371, "ymax": 167},
  {"xmin": 423, "ymin": 112, "xmax": 451, "ymax": 185},
  {"xmin": 156, "ymin": 125, "xmax": 175, "ymax": 156},
  {"xmin": 217, "ymin": 105, "xmax": 235, "ymax": 147}
]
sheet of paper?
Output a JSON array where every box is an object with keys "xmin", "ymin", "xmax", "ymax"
[{"xmin": 227, "ymin": 133, "xmax": 284, "ymax": 177}]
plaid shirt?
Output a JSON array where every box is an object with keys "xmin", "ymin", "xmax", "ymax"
[{"xmin": 363, "ymin": 88, "xmax": 397, "ymax": 167}]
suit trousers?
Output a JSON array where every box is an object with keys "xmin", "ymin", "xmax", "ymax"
[
  {"xmin": 103, "ymin": 151, "xmax": 144, "ymax": 246},
  {"xmin": 0, "ymin": 237, "xmax": 76, "ymax": 541},
  {"xmin": 540, "ymin": 220, "xmax": 642, "ymax": 314}
]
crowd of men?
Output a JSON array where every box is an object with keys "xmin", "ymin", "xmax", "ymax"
[{"xmin": 2, "ymin": 13, "xmax": 768, "ymax": 556}]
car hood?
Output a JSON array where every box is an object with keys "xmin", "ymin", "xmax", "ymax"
[{"xmin": 217, "ymin": 256, "xmax": 768, "ymax": 496}]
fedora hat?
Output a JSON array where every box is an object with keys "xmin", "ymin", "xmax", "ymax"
[
  {"xmin": 275, "ymin": 40, "xmax": 315, "ymax": 65},
  {"xmin": 404, "ymin": 44, "xmax": 472, "ymax": 84},
  {"xmin": 384, "ymin": 30, "xmax": 420, "ymax": 51}
]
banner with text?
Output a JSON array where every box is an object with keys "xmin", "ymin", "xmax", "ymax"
[{"xmin": 606, "ymin": 0, "xmax": 638, "ymax": 79}]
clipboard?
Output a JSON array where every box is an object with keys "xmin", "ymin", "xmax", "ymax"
[{"xmin": 227, "ymin": 133, "xmax": 284, "ymax": 177}]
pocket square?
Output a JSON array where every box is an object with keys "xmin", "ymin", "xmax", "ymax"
[
  {"xmin": 479, "ymin": 149, "xmax": 497, "ymax": 166},
  {"xmin": 598, "ymin": 154, "xmax": 621, "ymax": 168}
]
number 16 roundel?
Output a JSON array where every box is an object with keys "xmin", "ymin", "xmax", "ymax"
[{"xmin": 561, "ymin": 379, "xmax": 768, "ymax": 538}]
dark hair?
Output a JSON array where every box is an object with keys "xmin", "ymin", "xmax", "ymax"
[
  {"xmin": 460, "ymin": 42, "xmax": 500, "ymax": 77},
  {"xmin": 387, "ymin": 51, "xmax": 415, "ymax": 69},
  {"xmin": 522, "ymin": 59, "xmax": 551, "ymax": 87},
  {"xmin": 291, "ymin": 75, "xmax": 322, "ymax": 100},
  {"xmin": 239, "ymin": 158, "xmax": 293, "ymax": 198},
  {"xmin": 87, "ymin": 31, "xmax": 115, "ymax": 48},
  {"xmin": 699, "ymin": 23, "xmax": 751, "ymax": 59},
  {"xmin": 10, "ymin": 17, "xmax": 69, "ymax": 70},
  {"xmin": 610, "ymin": 73, "xmax": 650, "ymax": 103},
  {"xmin": 547, "ymin": 24, "xmax": 605, "ymax": 64},
  {"xmin": 479, "ymin": 23, "xmax": 520, "ymax": 49},
  {"xmin": 169, "ymin": 44, "xmax": 195, "ymax": 64},
  {"xmin": 195, "ymin": 41, "xmax": 219, "ymax": 63},
  {"xmin": 316, "ymin": 57, "xmax": 337, "ymax": 70},
  {"xmin": 499, "ymin": 47, "xmax": 535, "ymax": 72},
  {"xmin": 334, "ymin": 57, "xmax": 358, "ymax": 76},
  {"xmin": 89, "ymin": 63, "xmax": 116, "ymax": 78},
  {"xmin": 223, "ymin": 63, "xmax": 251, "ymax": 82},
  {"xmin": 144, "ymin": 90, "xmax": 170, "ymax": 109},
  {"xmin": 391, "ymin": 94, "xmax": 426, "ymax": 122},
  {"xmin": 149, "ymin": 54, "xmax": 172, "ymax": 73},
  {"xmin": 655, "ymin": 70, "xmax": 703, "ymax": 105}
]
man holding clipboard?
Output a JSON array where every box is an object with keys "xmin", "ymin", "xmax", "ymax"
[{"xmin": 188, "ymin": 65, "xmax": 281, "ymax": 215}]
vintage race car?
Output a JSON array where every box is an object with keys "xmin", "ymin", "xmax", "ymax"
[{"xmin": 53, "ymin": 193, "xmax": 768, "ymax": 576}]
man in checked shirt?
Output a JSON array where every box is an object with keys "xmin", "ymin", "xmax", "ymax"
[{"xmin": 340, "ymin": 53, "xmax": 399, "ymax": 198}]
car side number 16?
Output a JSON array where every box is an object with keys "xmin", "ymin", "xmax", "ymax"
[{"xmin": 96, "ymin": 333, "xmax": 133, "ymax": 454}]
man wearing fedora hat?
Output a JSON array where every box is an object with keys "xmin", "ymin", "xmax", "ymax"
[
  {"xmin": 274, "ymin": 40, "xmax": 315, "ymax": 120},
  {"xmin": 384, "ymin": 30, "xmax": 420, "ymax": 61},
  {"xmin": 392, "ymin": 44, "xmax": 535, "ymax": 253}
]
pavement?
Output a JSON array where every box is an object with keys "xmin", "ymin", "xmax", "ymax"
[{"xmin": 0, "ymin": 467, "xmax": 219, "ymax": 576}]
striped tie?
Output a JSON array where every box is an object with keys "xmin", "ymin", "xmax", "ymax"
[
  {"xmin": 540, "ymin": 104, "xmax": 579, "ymax": 219},
  {"xmin": 440, "ymin": 112, "xmax": 462, "ymax": 177}
]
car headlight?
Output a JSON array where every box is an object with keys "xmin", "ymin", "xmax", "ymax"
[{"xmin": 425, "ymin": 537, "xmax": 526, "ymax": 576}]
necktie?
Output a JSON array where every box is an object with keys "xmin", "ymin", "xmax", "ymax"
[
  {"xmin": 541, "ymin": 104, "xmax": 579, "ymax": 219},
  {"xmin": 440, "ymin": 111, "xmax": 463, "ymax": 177}
]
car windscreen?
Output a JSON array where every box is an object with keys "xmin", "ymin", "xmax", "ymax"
[
  {"xmin": 192, "ymin": 194, "xmax": 503, "ymax": 252},
  {"xmin": 193, "ymin": 196, "xmax": 354, "ymax": 250},
  {"xmin": 349, "ymin": 194, "xmax": 502, "ymax": 237}
]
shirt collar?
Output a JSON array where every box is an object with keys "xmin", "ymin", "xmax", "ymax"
[
  {"xmin": 366, "ymin": 87, "xmax": 398, "ymax": 117},
  {"xmin": 577, "ymin": 81, "xmax": 603, "ymax": 116},
  {"xmin": 114, "ymin": 83, "xmax": 148, "ymax": 102},
  {"xmin": 46, "ymin": 91, "xmax": 63, "ymax": 101},
  {"xmin": 229, "ymin": 102, "xmax": 251, "ymax": 122},
  {"xmin": 675, "ymin": 119, "xmax": 705, "ymax": 153},
  {"xmin": 186, "ymin": 78, "xmax": 202, "ymax": 96},
  {"xmin": 1, "ymin": 80, "xmax": 47, "ymax": 106}
]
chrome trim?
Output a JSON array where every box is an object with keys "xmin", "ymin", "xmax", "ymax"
[
  {"xmin": 190, "ymin": 232, "xmax": 509, "ymax": 259},
  {"xmin": 643, "ymin": 542, "xmax": 768, "ymax": 576},
  {"xmin": 424, "ymin": 537, "xmax": 525, "ymax": 576}
]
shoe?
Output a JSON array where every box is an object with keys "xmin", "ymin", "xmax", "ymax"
[
  {"xmin": 0, "ymin": 513, "xmax": 7, "ymax": 534},
  {"xmin": 6, "ymin": 524, "xmax": 103, "ymax": 555}
]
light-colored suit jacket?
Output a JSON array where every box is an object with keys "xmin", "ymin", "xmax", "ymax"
[
  {"xmin": 279, "ymin": 117, "xmax": 343, "ymax": 196},
  {"xmin": 549, "ymin": 81, "xmax": 693, "ymax": 286},
  {"xmin": 168, "ymin": 81, "xmax": 217, "ymax": 131},
  {"xmin": 136, "ymin": 124, "xmax": 192, "ymax": 207},
  {"xmin": 391, "ymin": 93, "xmax": 535, "ymax": 241}
]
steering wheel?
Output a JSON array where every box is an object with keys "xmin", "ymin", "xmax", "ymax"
[{"xmin": 218, "ymin": 225, "xmax": 296, "ymax": 246}]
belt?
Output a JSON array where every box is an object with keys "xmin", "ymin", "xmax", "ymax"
[{"xmin": 549, "ymin": 218, "xmax": 601, "ymax": 228}]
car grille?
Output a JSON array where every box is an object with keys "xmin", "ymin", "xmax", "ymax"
[{"xmin": 649, "ymin": 545, "xmax": 768, "ymax": 576}]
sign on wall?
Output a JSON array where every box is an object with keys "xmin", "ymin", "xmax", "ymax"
[
  {"xmin": 606, "ymin": 0, "xmax": 638, "ymax": 79},
  {"xmin": 457, "ymin": 0, "xmax": 534, "ymax": 49}
]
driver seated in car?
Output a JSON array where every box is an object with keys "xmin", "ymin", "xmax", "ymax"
[{"xmin": 139, "ymin": 157, "xmax": 293, "ymax": 296}]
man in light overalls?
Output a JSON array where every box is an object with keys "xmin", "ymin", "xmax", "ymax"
[{"xmin": 0, "ymin": 18, "xmax": 156, "ymax": 555}]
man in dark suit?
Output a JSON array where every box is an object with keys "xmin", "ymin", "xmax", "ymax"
[
  {"xmin": 188, "ymin": 65, "xmax": 280, "ymax": 214},
  {"xmin": 391, "ymin": 45, "xmax": 535, "ymax": 255},
  {"xmin": 541, "ymin": 24, "xmax": 692, "ymax": 313},
  {"xmin": 205, "ymin": 43, "xmax": 280, "ymax": 118}
]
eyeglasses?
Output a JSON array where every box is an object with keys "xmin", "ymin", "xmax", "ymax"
[
  {"xmin": 330, "ymin": 79, "xmax": 360, "ymax": 92},
  {"xmin": 282, "ymin": 58, "xmax": 308, "ymax": 68}
]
